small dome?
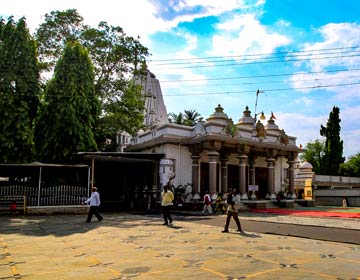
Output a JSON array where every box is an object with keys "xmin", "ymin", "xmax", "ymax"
[
  {"xmin": 206, "ymin": 104, "xmax": 229, "ymax": 122},
  {"xmin": 265, "ymin": 118, "xmax": 280, "ymax": 131},
  {"xmin": 300, "ymin": 161, "xmax": 313, "ymax": 169},
  {"xmin": 237, "ymin": 106, "xmax": 255, "ymax": 126}
]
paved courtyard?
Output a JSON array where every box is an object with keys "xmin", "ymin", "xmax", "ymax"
[{"xmin": 1, "ymin": 213, "xmax": 360, "ymax": 279}]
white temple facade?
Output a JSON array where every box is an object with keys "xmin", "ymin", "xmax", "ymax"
[{"xmin": 126, "ymin": 71, "xmax": 303, "ymax": 200}]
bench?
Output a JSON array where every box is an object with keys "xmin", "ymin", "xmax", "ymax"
[{"xmin": 0, "ymin": 195, "xmax": 26, "ymax": 215}]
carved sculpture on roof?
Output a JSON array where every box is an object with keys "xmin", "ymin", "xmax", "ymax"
[
  {"xmin": 278, "ymin": 129, "xmax": 289, "ymax": 145},
  {"xmin": 255, "ymin": 120, "xmax": 266, "ymax": 139},
  {"xmin": 193, "ymin": 118, "xmax": 206, "ymax": 136},
  {"xmin": 222, "ymin": 119, "xmax": 238, "ymax": 137}
]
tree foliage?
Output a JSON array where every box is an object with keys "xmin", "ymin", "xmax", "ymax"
[
  {"xmin": 320, "ymin": 106, "xmax": 345, "ymax": 175},
  {"xmin": 35, "ymin": 41, "xmax": 100, "ymax": 162},
  {"xmin": 95, "ymin": 81, "xmax": 145, "ymax": 150},
  {"xmin": 168, "ymin": 109, "xmax": 201, "ymax": 126},
  {"xmin": 168, "ymin": 112, "xmax": 184, "ymax": 125},
  {"xmin": 299, "ymin": 139, "xmax": 325, "ymax": 174},
  {"xmin": 35, "ymin": 9, "xmax": 149, "ymax": 150},
  {"xmin": 184, "ymin": 109, "xmax": 201, "ymax": 126},
  {"xmin": 0, "ymin": 17, "xmax": 40, "ymax": 163},
  {"xmin": 339, "ymin": 153, "xmax": 360, "ymax": 177}
]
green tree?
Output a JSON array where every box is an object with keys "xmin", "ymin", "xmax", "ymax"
[
  {"xmin": 95, "ymin": 81, "xmax": 145, "ymax": 150},
  {"xmin": 184, "ymin": 109, "xmax": 201, "ymax": 126},
  {"xmin": 320, "ymin": 106, "xmax": 345, "ymax": 175},
  {"xmin": 168, "ymin": 112, "xmax": 184, "ymax": 125},
  {"xmin": 35, "ymin": 9, "xmax": 148, "ymax": 150},
  {"xmin": 339, "ymin": 153, "xmax": 360, "ymax": 177},
  {"xmin": 299, "ymin": 139, "xmax": 325, "ymax": 174},
  {"xmin": 35, "ymin": 41, "xmax": 100, "ymax": 162},
  {"xmin": 35, "ymin": 9, "xmax": 85, "ymax": 71},
  {"xmin": 0, "ymin": 17, "xmax": 40, "ymax": 163},
  {"xmin": 168, "ymin": 109, "xmax": 201, "ymax": 126}
]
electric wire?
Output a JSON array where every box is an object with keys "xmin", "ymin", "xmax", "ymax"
[
  {"xmin": 149, "ymin": 46, "xmax": 360, "ymax": 62},
  {"xmin": 163, "ymin": 82, "xmax": 360, "ymax": 96},
  {"xmin": 151, "ymin": 53, "xmax": 360, "ymax": 70},
  {"xmin": 150, "ymin": 49, "xmax": 360, "ymax": 66}
]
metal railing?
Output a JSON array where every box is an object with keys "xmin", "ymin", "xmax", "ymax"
[{"xmin": 0, "ymin": 184, "xmax": 88, "ymax": 206}]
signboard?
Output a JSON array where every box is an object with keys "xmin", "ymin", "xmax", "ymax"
[{"xmin": 248, "ymin": 185, "xmax": 259, "ymax": 191}]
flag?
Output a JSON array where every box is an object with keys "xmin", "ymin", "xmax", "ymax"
[
  {"xmin": 271, "ymin": 112, "xmax": 277, "ymax": 119},
  {"xmin": 256, "ymin": 89, "xmax": 264, "ymax": 96}
]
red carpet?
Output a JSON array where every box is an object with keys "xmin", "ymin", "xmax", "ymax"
[{"xmin": 251, "ymin": 208, "xmax": 360, "ymax": 219}]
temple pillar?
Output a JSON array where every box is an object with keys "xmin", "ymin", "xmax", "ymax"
[
  {"xmin": 191, "ymin": 155, "xmax": 200, "ymax": 193},
  {"xmin": 220, "ymin": 157, "xmax": 228, "ymax": 193},
  {"xmin": 238, "ymin": 154, "xmax": 248, "ymax": 199},
  {"xmin": 248, "ymin": 159, "xmax": 256, "ymax": 200},
  {"xmin": 288, "ymin": 160, "xmax": 296, "ymax": 199},
  {"xmin": 249, "ymin": 159, "xmax": 256, "ymax": 185},
  {"xmin": 208, "ymin": 151, "xmax": 219, "ymax": 195},
  {"xmin": 266, "ymin": 158, "xmax": 276, "ymax": 199}
]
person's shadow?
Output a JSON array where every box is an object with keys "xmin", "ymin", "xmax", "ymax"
[
  {"xmin": 229, "ymin": 231, "xmax": 261, "ymax": 238},
  {"xmin": 167, "ymin": 224, "xmax": 182, "ymax": 229}
]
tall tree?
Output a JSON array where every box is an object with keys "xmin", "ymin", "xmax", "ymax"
[
  {"xmin": 35, "ymin": 41, "xmax": 100, "ymax": 162},
  {"xmin": 0, "ymin": 17, "xmax": 40, "ymax": 163},
  {"xmin": 35, "ymin": 9, "xmax": 148, "ymax": 150},
  {"xmin": 320, "ymin": 106, "xmax": 345, "ymax": 175},
  {"xmin": 299, "ymin": 139, "xmax": 325, "ymax": 174}
]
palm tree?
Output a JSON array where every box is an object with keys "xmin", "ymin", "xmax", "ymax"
[
  {"xmin": 168, "ymin": 112, "xmax": 184, "ymax": 125},
  {"xmin": 184, "ymin": 109, "xmax": 201, "ymax": 126}
]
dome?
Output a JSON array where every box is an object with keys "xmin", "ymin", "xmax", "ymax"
[
  {"xmin": 300, "ymin": 161, "xmax": 313, "ymax": 170},
  {"xmin": 206, "ymin": 104, "xmax": 230, "ymax": 124},
  {"xmin": 237, "ymin": 106, "xmax": 255, "ymax": 126},
  {"xmin": 207, "ymin": 104, "xmax": 229, "ymax": 119}
]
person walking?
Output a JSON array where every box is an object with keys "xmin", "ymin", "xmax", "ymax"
[
  {"xmin": 84, "ymin": 187, "xmax": 103, "ymax": 223},
  {"xmin": 222, "ymin": 189, "xmax": 243, "ymax": 233},
  {"xmin": 202, "ymin": 191, "xmax": 212, "ymax": 215},
  {"xmin": 161, "ymin": 185, "xmax": 174, "ymax": 225},
  {"xmin": 214, "ymin": 192, "xmax": 226, "ymax": 214}
]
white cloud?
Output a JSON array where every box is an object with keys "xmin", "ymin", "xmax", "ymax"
[
  {"xmin": 275, "ymin": 106, "xmax": 360, "ymax": 158},
  {"xmin": 176, "ymin": 0, "xmax": 262, "ymax": 15},
  {"xmin": 291, "ymin": 22, "xmax": 360, "ymax": 99},
  {"xmin": 0, "ymin": 0, "xmax": 165, "ymax": 41},
  {"xmin": 274, "ymin": 112, "xmax": 326, "ymax": 149},
  {"xmin": 209, "ymin": 13, "xmax": 291, "ymax": 57},
  {"xmin": 292, "ymin": 96, "xmax": 314, "ymax": 107},
  {"xmin": 0, "ymin": 0, "xmax": 267, "ymax": 47},
  {"xmin": 149, "ymin": 31, "xmax": 209, "ymax": 90}
]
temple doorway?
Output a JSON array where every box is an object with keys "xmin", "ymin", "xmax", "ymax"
[
  {"xmin": 255, "ymin": 167, "xmax": 268, "ymax": 199},
  {"xmin": 228, "ymin": 164, "xmax": 239, "ymax": 191}
]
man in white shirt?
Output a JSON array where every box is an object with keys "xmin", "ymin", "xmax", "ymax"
[
  {"xmin": 202, "ymin": 191, "xmax": 212, "ymax": 215},
  {"xmin": 84, "ymin": 187, "xmax": 103, "ymax": 223}
]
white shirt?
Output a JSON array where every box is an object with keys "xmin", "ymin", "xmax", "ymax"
[{"xmin": 85, "ymin": 191, "xmax": 101, "ymax": 206}]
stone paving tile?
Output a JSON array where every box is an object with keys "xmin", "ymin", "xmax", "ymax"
[{"xmin": 0, "ymin": 213, "xmax": 359, "ymax": 279}]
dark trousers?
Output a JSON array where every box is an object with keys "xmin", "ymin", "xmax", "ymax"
[
  {"xmin": 162, "ymin": 206, "xmax": 172, "ymax": 224},
  {"xmin": 224, "ymin": 211, "xmax": 242, "ymax": 231},
  {"xmin": 86, "ymin": 206, "xmax": 103, "ymax": 222}
]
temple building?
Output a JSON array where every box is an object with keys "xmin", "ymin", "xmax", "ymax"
[{"xmin": 126, "ymin": 70, "xmax": 303, "ymax": 200}]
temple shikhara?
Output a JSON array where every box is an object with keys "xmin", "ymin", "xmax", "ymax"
[{"xmin": 126, "ymin": 69, "xmax": 304, "ymax": 202}]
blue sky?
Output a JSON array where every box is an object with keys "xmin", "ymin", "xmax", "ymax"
[{"xmin": 1, "ymin": 0, "xmax": 360, "ymax": 158}]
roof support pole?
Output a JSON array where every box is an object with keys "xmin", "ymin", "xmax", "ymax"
[{"xmin": 37, "ymin": 167, "xmax": 42, "ymax": 206}]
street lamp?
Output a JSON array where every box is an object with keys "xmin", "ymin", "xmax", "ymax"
[{"xmin": 254, "ymin": 111, "xmax": 266, "ymax": 122}]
